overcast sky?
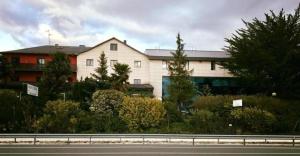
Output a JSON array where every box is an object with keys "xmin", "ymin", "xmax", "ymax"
[{"xmin": 0, "ymin": 0, "xmax": 299, "ymax": 52}]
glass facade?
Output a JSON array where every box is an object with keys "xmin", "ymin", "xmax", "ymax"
[{"xmin": 162, "ymin": 76, "xmax": 239, "ymax": 97}]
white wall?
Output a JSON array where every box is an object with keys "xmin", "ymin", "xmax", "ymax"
[
  {"xmin": 77, "ymin": 38, "xmax": 232, "ymax": 98},
  {"xmin": 77, "ymin": 39, "xmax": 149, "ymax": 84}
]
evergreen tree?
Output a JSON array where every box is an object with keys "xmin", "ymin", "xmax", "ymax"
[
  {"xmin": 39, "ymin": 52, "xmax": 72, "ymax": 102},
  {"xmin": 110, "ymin": 63, "xmax": 131, "ymax": 92},
  {"xmin": 168, "ymin": 33, "xmax": 196, "ymax": 111},
  {"xmin": 223, "ymin": 4, "xmax": 300, "ymax": 99},
  {"xmin": 91, "ymin": 52, "xmax": 108, "ymax": 81}
]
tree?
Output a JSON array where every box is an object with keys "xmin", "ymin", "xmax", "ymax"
[
  {"xmin": 69, "ymin": 78, "xmax": 98, "ymax": 110},
  {"xmin": 91, "ymin": 52, "xmax": 109, "ymax": 81},
  {"xmin": 168, "ymin": 33, "xmax": 196, "ymax": 111},
  {"xmin": 119, "ymin": 96, "xmax": 166, "ymax": 132},
  {"xmin": 39, "ymin": 52, "xmax": 72, "ymax": 102},
  {"xmin": 91, "ymin": 52, "xmax": 111, "ymax": 89},
  {"xmin": 0, "ymin": 89, "xmax": 20, "ymax": 132},
  {"xmin": 35, "ymin": 100, "xmax": 84, "ymax": 133},
  {"xmin": 110, "ymin": 63, "xmax": 131, "ymax": 92},
  {"xmin": 223, "ymin": 5, "xmax": 300, "ymax": 99}
]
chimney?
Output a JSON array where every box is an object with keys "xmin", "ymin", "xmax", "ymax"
[{"xmin": 123, "ymin": 40, "xmax": 127, "ymax": 45}]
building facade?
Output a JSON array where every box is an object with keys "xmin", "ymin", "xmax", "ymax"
[
  {"xmin": 1, "ymin": 45, "xmax": 89, "ymax": 84},
  {"xmin": 77, "ymin": 37, "xmax": 234, "ymax": 98}
]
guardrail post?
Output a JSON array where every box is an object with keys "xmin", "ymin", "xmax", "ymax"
[
  {"xmin": 217, "ymin": 138, "xmax": 220, "ymax": 144},
  {"xmin": 34, "ymin": 136, "xmax": 36, "ymax": 145},
  {"xmin": 265, "ymin": 138, "xmax": 267, "ymax": 144},
  {"xmin": 243, "ymin": 138, "xmax": 246, "ymax": 146},
  {"xmin": 67, "ymin": 137, "xmax": 70, "ymax": 144},
  {"xmin": 14, "ymin": 137, "xmax": 16, "ymax": 143},
  {"xmin": 192, "ymin": 138, "xmax": 195, "ymax": 146},
  {"xmin": 89, "ymin": 136, "xmax": 92, "ymax": 144},
  {"xmin": 293, "ymin": 137, "xmax": 295, "ymax": 147},
  {"xmin": 143, "ymin": 136, "xmax": 145, "ymax": 145}
]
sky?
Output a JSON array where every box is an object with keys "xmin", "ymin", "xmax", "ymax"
[{"xmin": 0, "ymin": 0, "xmax": 299, "ymax": 52}]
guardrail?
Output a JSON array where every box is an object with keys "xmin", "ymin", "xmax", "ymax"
[{"xmin": 0, "ymin": 134, "xmax": 299, "ymax": 146}]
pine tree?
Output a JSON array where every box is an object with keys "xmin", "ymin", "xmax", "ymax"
[
  {"xmin": 39, "ymin": 52, "xmax": 72, "ymax": 102},
  {"xmin": 91, "ymin": 52, "xmax": 108, "ymax": 81},
  {"xmin": 223, "ymin": 4, "xmax": 300, "ymax": 99},
  {"xmin": 168, "ymin": 33, "xmax": 196, "ymax": 111}
]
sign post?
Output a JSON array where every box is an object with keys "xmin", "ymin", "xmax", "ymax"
[{"xmin": 27, "ymin": 84, "xmax": 38, "ymax": 97}]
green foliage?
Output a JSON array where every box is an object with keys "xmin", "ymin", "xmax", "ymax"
[
  {"xmin": 69, "ymin": 78, "xmax": 98, "ymax": 110},
  {"xmin": 110, "ymin": 63, "xmax": 131, "ymax": 92},
  {"xmin": 0, "ymin": 89, "xmax": 19, "ymax": 132},
  {"xmin": 193, "ymin": 95, "xmax": 300, "ymax": 134},
  {"xmin": 199, "ymin": 85, "xmax": 213, "ymax": 96},
  {"xmin": 231, "ymin": 107, "xmax": 276, "ymax": 133},
  {"xmin": 35, "ymin": 100, "xmax": 84, "ymax": 133},
  {"xmin": 119, "ymin": 96, "xmax": 166, "ymax": 132},
  {"xmin": 90, "ymin": 89, "xmax": 124, "ymax": 115},
  {"xmin": 223, "ymin": 5, "xmax": 300, "ymax": 98},
  {"xmin": 168, "ymin": 33, "xmax": 196, "ymax": 111},
  {"xmin": 39, "ymin": 52, "xmax": 72, "ymax": 102},
  {"xmin": 189, "ymin": 110, "xmax": 223, "ymax": 133},
  {"xmin": 91, "ymin": 52, "xmax": 109, "ymax": 81}
]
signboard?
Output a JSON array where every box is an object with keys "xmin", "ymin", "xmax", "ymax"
[
  {"xmin": 27, "ymin": 84, "xmax": 38, "ymax": 96},
  {"xmin": 233, "ymin": 99, "xmax": 242, "ymax": 107}
]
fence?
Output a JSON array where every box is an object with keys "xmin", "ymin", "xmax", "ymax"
[{"xmin": 0, "ymin": 134, "xmax": 299, "ymax": 146}]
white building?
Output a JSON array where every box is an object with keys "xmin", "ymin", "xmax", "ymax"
[{"xmin": 77, "ymin": 37, "xmax": 233, "ymax": 99}]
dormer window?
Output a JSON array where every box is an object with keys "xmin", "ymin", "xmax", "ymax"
[{"xmin": 110, "ymin": 43, "xmax": 118, "ymax": 51}]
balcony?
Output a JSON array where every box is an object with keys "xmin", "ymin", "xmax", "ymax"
[{"xmin": 13, "ymin": 64, "xmax": 77, "ymax": 72}]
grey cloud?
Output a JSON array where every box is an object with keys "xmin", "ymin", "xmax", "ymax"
[{"xmin": 0, "ymin": 0, "xmax": 299, "ymax": 51}]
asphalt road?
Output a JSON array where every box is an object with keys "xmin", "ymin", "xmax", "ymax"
[{"xmin": 0, "ymin": 144, "xmax": 299, "ymax": 156}]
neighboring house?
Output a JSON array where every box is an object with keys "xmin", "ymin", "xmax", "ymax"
[
  {"xmin": 0, "ymin": 45, "xmax": 90, "ymax": 84},
  {"xmin": 77, "ymin": 37, "xmax": 235, "ymax": 98}
]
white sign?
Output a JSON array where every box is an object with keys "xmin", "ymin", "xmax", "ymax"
[
  {"xmin": 233, "ymin": 99, "xmax": 242, "ymax": 107},
  {"xmin": 27, "ymin": 84, "xmax": 38, "ymax": 96}
]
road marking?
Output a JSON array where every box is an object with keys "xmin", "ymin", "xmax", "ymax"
[{"xmin": 0, "ymin": 152, "xmax": 300, "ymax": 155}]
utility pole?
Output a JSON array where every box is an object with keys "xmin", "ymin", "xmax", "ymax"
[{"xmin": 46, "ymin": 30, "xmax": 52, "ymax": 45}]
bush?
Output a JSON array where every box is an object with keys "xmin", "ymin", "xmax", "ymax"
[
  {"xmin": 35, "ymin": 100, "xmax": 85, "ymax": 133},
  {"xmin": 231, "ymin": 107, "xmax": 276, "ymax": 133},
  {"xmin": 192, "ymin": 95, "xmax": 300, "ymax": 134},
  {"xmin": 189, "ymin": 110, "xmax": 224, "ymax": 134},
  {"xmin": 119, "ymin": 96, "xmax": 166, "ymax": 132},
  {"xmin": 90, "ymin": 89, "xmax": 124, "ymax": 115}
]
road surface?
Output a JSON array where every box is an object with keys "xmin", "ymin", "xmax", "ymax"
[{"xmin": 0, "ymin": 144, "xmax": 299, "ymax": 155}]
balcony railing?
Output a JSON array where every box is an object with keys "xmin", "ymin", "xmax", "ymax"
[{"xmin": 13, "ymin": 64, "xmax": 77, "ymax": 72}]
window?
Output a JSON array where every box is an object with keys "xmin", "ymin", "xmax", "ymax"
[
  {"xmin": 37, "ymin": 58, "xmax": 45, "ymax": 65},
  {"xmin": 110, "ymin": 60, "xmax": 118, "ymax": 67},
  {"xmin": 110, "ymin": 43, "xmax": 118, "ymax": 51},
  {"xmin": 211, "ymin": 61, "xmax": 216, "ymax": 70},
  {"xmin": 162, "ymin": 60, "xmax": 168, "ymax": 69},
  {"xmin": 134, "ymin": 61, "xmax": 141, "ymax": 68},
  {"xmin": 134, "ymin": 79, "xmax": 141, "ymax": 84},
  {"xmin": 86, "ymin": 59, "xmax": 94, "ymax": 66}
]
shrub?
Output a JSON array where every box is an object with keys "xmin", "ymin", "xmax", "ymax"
[
  {"xmin": 35, "ymin": 100, "xmax": 84, "ymax": 133},
  {"xmin": 189, "ymin": 110, "xmax": 223, "ymax": 134},
  {"xmin": 119, "ymin": 96, "xmax": 166, "ymax": 132},
  {"xmin": 231, "ymin": 107, "xmax": 276, "ymax": 133},
  {"xmin": 90, "ymin": 89, "xmax": 124, "ymax": 115}
]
